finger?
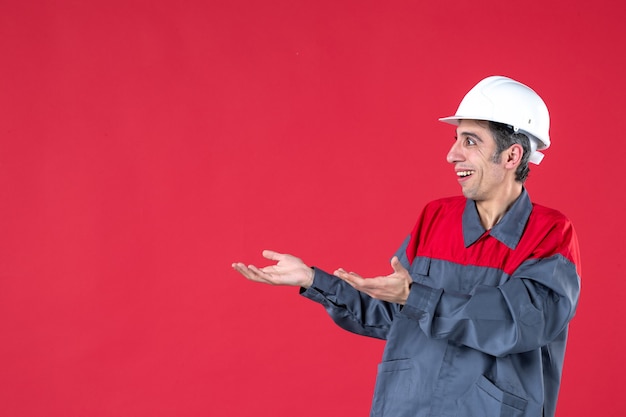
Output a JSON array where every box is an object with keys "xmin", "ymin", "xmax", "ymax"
[
  {"xmin": 333, "ymin": 268, "xmax": 347, "ymax": 276},
  {"xmin": 337, "ymin": 271, "xmax": 366, "ymax": 287},
  {"xmin": 334, "ymin": 268, "xmax": 349, "ymax": 280},
  {"xmin": 233, "ymin": 263, "xmax": 264, "ymax": 282},
  {"xmin": 334, "ymin": 268, "xmax": 354, "ymax": 280},
  {"xmin": 232, "ymin": 262, "xmax": 252, "ymax": 276},
  {"xmin": 336, "ymin": 273, "xmax": 358, "ymax": 289},
  {"xmin": 390, "ymin": 256, "xmax": 407, "ymax": 274},
  {"xmin": 247, "ymin": 264, "xmax": 274, "ymax": 282},
  {"xmin": 334, "ymin": 267, "xmax": 363, "ymax": 278}
]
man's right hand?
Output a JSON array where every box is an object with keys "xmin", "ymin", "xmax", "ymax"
[{"xmin": 232, "ymin": 250, "xmax": 314, "ymax": 288}]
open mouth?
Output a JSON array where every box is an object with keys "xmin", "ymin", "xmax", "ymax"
[{"xmin": 456, "ymin": 170, "xmax": 475, "ymax": 178}]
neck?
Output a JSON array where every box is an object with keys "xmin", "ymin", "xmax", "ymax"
[{"xmin": 476, "ymin": 183, "xmax": 523, "ymax": 230}]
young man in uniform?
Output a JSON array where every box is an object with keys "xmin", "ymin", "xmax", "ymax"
[{"xmin": 232, "ymin": 76, "xmax": 581, "ymax": 417}]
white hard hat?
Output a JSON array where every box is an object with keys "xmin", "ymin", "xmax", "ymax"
[{"xmin": 439, "ymin": 76, "xmax": 550, "ymax": 164}]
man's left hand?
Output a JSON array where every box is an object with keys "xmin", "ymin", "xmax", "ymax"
[{"xmin": 334, "ymin": 256, "xmax": 412, "ymax": 305}]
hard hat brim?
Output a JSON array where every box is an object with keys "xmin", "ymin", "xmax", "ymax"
[{"xmin": 438, "ymin": 116, "xmax": 463, "ymax": 126}]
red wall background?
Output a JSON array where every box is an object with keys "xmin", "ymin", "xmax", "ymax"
[{"xmin": 1, "ymin": 1, "xmax": 624, "ymax": 416}]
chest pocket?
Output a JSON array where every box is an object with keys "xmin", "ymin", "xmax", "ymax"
[
  {"xmin": 411, "ymin": 257, "xmax": 506, "ymax": 293},
  {"xmin": 409, "ymin": 257, "xmax": 431, "ymax": 284}
]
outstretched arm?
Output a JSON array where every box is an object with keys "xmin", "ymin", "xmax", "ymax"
[{"xmin": 232, "ymin": 250, "xmax": 314, "ymax": 288}]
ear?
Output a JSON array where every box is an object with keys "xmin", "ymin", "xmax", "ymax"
[{"xmin": 504, "ymin": 144, "xmax": 523, "ymax": 169}]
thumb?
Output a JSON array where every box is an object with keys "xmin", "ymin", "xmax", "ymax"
[
  {"xmin": 262, "ymin": 250, "xmax": 283, "ymax": 261},
  {"xmin": 390, "ymin": 256, "xmax": 407, "ymax": 274}
]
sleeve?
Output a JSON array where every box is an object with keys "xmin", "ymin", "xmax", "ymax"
[
  {"xmin": 300, "ymin": 267, "xmax": 401, "ymax": 340},
  {"xmin": 400, "ymin": 223, "xmax": 582, "ymax": 357}
]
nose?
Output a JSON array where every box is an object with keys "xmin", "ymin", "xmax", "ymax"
[{"xmin": 446, "ymin": 138, "xmax": 464, "ymax": 164}]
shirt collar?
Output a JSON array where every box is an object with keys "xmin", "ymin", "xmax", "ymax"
[{"xmin": 462, "ymin": 188, "xmax": 533, "ymax": 249}]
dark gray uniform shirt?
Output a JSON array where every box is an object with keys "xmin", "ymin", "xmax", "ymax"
[{"xmin": 301, "ymin": 190, "xmax": 581, "ymax": 417}]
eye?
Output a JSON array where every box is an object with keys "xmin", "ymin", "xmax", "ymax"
[{"xmin": 465, "ymin": 137, "xmax": 476, "ymax": 146}]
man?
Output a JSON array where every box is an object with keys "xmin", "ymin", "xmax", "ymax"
[{"xmin": 232, "ymin": 76, "xmax": 581, "ymax": 417}]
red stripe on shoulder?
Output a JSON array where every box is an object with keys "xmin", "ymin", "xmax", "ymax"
[
  {"xmin": 406, "ymin": 197, "xmax": 466, "ymax": 264},
  {"xmin": 524, "ymin": 204, "xmax": 582, "ymax": 273}
]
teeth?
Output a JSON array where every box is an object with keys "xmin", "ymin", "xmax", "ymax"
[{"xmin": 457, "ymin": 170, "xmax": 474, "ymax": 177}]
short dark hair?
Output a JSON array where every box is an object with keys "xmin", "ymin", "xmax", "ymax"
[{"xmin": 488, "ymin": 121, "xmax": 531, "ymax": 183}]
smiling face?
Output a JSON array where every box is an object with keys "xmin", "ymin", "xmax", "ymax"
[{"xmin": 446, "ymin": 119, "xmax": 517, "ymax": 203}]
